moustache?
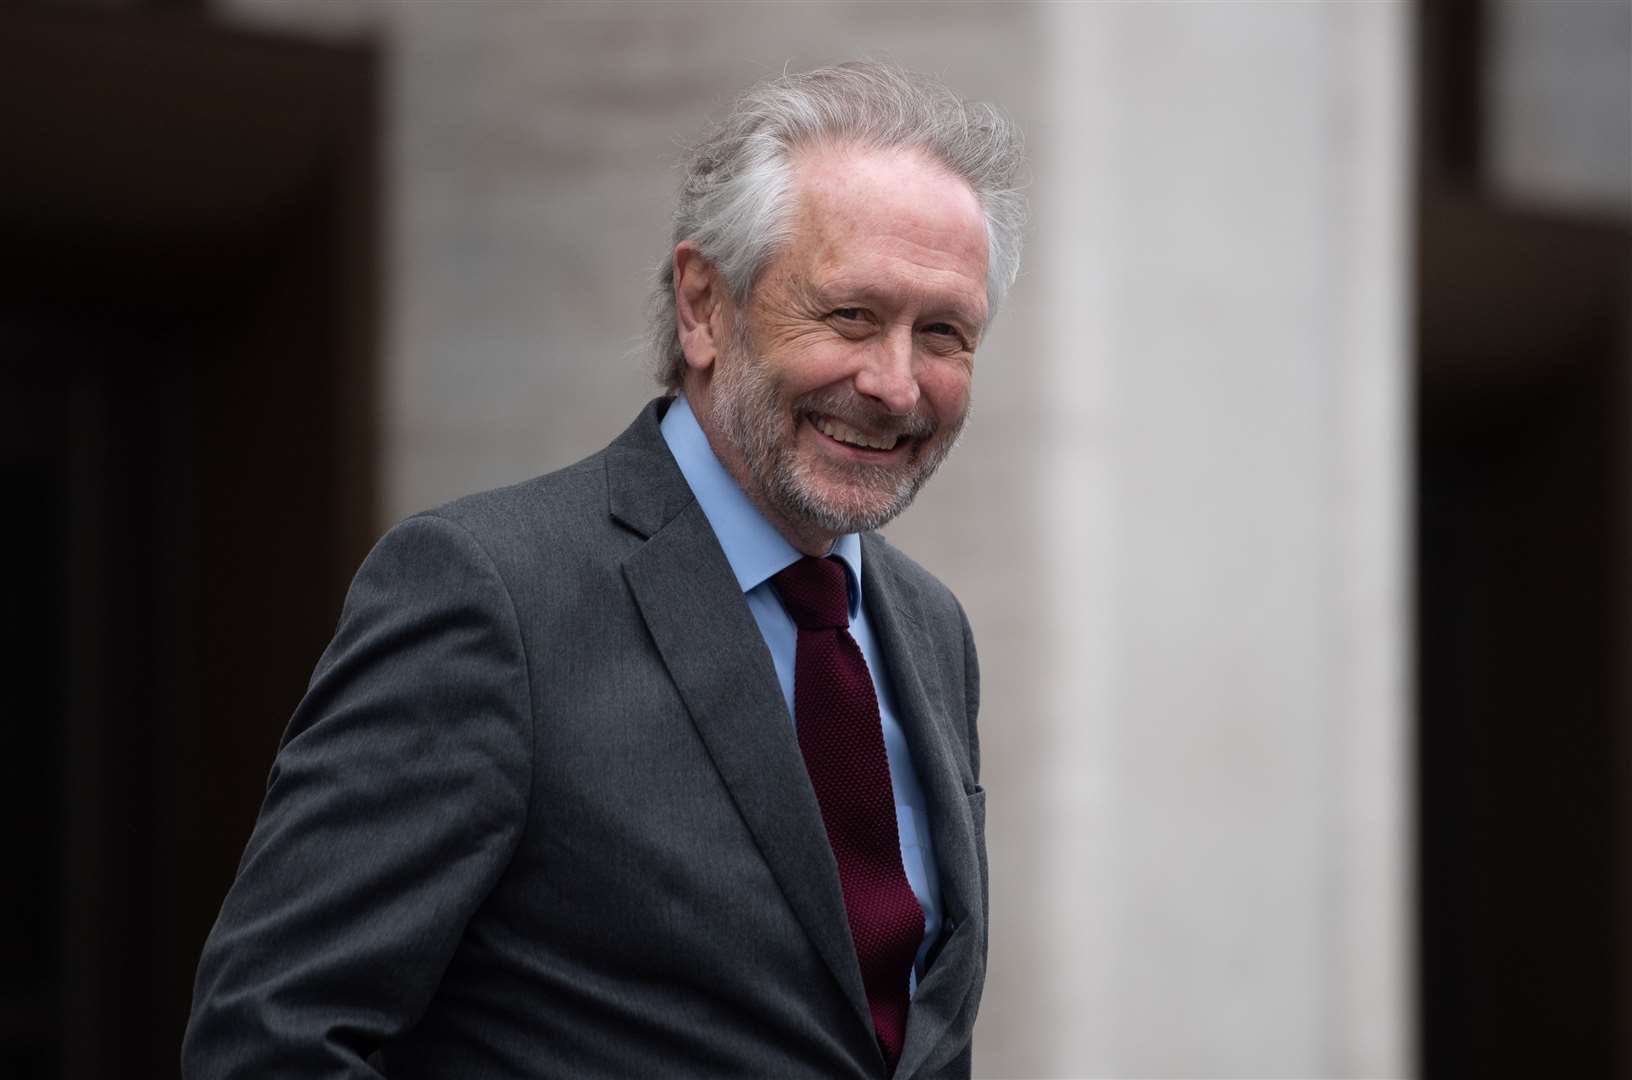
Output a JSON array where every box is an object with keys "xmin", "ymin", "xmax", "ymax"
[{"xmin": 793, "ymin": 388, "xmax": 938, "ymax": 441}]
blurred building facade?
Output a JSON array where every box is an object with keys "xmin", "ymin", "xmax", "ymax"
[
  {"xmin": 214, "ymin": 2, "xmax": 1414, "ymax": 1075},
  {"xmin": 3, "ymin": 1, "xmax": 1627, "ymax": 1077}
]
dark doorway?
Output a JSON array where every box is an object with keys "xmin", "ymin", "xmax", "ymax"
[
  {"xmin": 0, "ymin": 7, "xmax": 378, "ymax": 1078},
  {"xmin": 1416, "ymin": 3, "xmax": 1631, "ymax": 1076}
]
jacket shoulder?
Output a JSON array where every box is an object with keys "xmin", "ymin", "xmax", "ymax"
[
  {"xmin": 403, "ymin": 447, "xmax": 616, "ymax": 570},
  {"xmin": 396, "ymin": 398, "xmax": 676, "ymax": 571}
]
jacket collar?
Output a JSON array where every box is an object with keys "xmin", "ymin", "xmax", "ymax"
[
  {"xmin": 611, "ymin": 398, "xmax": 878, "ymax": 1055},
  {"xmin": 862, "ymin": 537, "xmax": 986, "ymax": 1078},
  {"xmin": 609, "ymin": 398, "xmax": 983, "ymax": 1078},
  {"xmin": 605, "ymin": 396, "xmax": 694, "ymax": 540}
]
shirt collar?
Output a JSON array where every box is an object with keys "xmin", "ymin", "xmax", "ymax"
[{"xmin": 660, "ymin": 394, "xmax": 862, "ymax": 617}]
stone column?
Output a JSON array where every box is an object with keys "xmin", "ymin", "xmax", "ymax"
[{"xmin": 1027, "ymin": 3, "xmax": 1411, "ymax": 1075}]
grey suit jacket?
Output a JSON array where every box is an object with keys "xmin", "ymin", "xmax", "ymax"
[{"xmin": 183, "ymin": 398, "xmax": 987, "ymax": 1079}]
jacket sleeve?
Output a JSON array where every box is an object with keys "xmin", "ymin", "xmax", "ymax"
[{"xmin": 183, "ymin": 513, "xmax": 534, "ymax": 1078}]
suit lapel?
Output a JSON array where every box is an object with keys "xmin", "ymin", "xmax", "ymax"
[
  {"xmin": 862, "ymin": 536, "xmax": 984, "ymax": 1080},
  {"xmin": 608, "ymin": 404, "xmax": 874, "ymax": 1038}
]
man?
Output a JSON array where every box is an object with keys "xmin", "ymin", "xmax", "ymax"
[{"xmin": 184, "ymin": 61, "xmax": 1025, "ymax": 1079}]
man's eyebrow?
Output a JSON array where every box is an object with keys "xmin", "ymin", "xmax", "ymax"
[{"xmin": 811, "ymin": 282, "xmax": 987, "ymax": 330}]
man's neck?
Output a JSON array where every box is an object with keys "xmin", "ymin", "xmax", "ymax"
[{"xmin": 681, "ymin": 391, "xmax": 840, "ymax": 558}]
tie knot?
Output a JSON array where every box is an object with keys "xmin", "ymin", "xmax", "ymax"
[{"xmin": 772, "ymin": 556, "xmax": 851, "ymax": 631}]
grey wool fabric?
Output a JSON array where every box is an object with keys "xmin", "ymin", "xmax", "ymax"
[{"xmin": 183, "ymin": 397, "xmax": 987, "ymax": 1079}]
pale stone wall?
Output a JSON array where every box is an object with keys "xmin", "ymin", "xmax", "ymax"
[
  {"xmin": 215, "ymin": 2, "xmax": 1412, "ymax": 1075},
  {"xmin": 1033, "ymin": 4, "xmax": 1411, "ymax": 1074}
]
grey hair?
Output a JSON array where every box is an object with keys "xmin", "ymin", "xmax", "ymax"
[{"xmin": 650, "ymin": 60, "xmax": 1028, "ymax": 390}]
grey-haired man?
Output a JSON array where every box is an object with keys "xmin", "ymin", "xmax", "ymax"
[{"xmin": 185, "ymin": 61, "xmax": 1024, "ymax": 1080}]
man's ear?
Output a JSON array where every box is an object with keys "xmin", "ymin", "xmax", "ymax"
[{"xmin": 673, "ymin": 242, "xmax": 730, "ymax": 376}]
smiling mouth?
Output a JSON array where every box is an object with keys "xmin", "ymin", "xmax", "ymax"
[{"xmin": 811, "ymin": 414, "xmax": 902, "ymax": 452}]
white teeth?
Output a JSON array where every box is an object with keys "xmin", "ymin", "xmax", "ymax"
[{"xmin": 815, "ymin": 416, "xmax": 898, "ymax": 451}]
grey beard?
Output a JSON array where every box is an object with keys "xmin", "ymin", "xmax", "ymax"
[{"xmin": 708, "ymin": 330, "xmax": 966, "ymax": 537}]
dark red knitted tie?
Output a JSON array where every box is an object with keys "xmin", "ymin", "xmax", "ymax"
[{"xmin": 773, "ymin": 555, "xmax": 923, "ymax": 1073}]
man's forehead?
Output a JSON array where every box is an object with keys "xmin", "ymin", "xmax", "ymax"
[{"xmin": 780, "ymin": 144, "xmax": 989, "ymax": 309}]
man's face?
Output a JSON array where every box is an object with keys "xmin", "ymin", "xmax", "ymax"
[{"xmin": 701, "ymin": 144, "xmax": 990, "ymax": 549}]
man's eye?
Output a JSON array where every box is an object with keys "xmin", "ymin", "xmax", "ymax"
[{"xmin": 831, "ymin": 308, "xmax": 867, "ymax": 322}]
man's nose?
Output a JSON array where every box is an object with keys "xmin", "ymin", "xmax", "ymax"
[{"xmin": 853, "ymin": 327, "xmax": 920, "ymax": 415}]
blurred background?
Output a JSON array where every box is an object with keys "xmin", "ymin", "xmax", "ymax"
[{"xmin": 1, "ymin": 0, "xmax": 1627, "ymax": 1076}]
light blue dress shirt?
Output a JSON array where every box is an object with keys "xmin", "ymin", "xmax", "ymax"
[{"xmin": 660, "ymin": 395, "xmax": 944, "ymax": 988}]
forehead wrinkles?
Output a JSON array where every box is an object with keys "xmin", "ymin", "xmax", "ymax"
[{"xmin": 818, "ymin": 231, "xmax": 987, "ymax": 284}]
